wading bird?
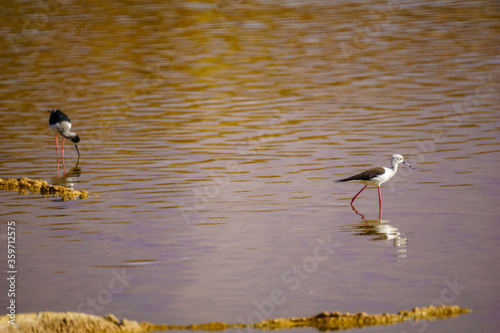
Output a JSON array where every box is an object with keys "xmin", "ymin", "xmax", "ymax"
[
  {"xmin": 48, "ymin": 109, "xmax": 80, "ymax": 162},
  {"xmin": 336, "ymin": 154, "xmax": 415, "ymax": 206}
]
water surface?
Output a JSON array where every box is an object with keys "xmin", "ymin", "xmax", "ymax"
[{"xmin": 0, "ymin": 1, "xmax": 499, "ymax": 332}]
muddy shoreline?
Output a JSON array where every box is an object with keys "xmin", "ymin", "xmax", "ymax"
[
  {"xmin": 0, "ymin": 177, "xmax": 89, "ymax": 200},
  {"xmin": 0, "ymin": 305, "xmax": 470, "ymax": 332}
]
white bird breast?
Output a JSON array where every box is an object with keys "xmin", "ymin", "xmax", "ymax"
[{"xmin": 50, "ymin": 121, "xmax": 72, "ymax": 136}]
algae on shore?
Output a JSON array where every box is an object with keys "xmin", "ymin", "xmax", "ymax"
[
  {"xmin": 0, "ymin": 305, "xmax": 471, "ymax": 333},
  {"xmin": 0, "ymin": 177, "xmax": 89, "ymax": 200}
]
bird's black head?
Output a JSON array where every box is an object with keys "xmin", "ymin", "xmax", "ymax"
[{"xmin": 71, "ymin": 135, "xmax": 80, "ymax": 144}]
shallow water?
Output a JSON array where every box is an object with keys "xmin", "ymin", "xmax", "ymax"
[{"xmin": 0, "ymin": 0, "xmax": 500, "ymax": 332}]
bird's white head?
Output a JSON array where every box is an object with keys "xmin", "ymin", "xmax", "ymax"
[
  {"xmin": 391, "ymin": 154, "xmax": 404, "ymax": 164},
  {"xmin": 391, "ymin": 154, "xmax": 415, "ymax": 169}
]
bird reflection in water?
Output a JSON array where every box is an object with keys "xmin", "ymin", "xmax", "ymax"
[
  {"xmin": 343, "ymin": 204, "xmax": 408, "ymax": 260},
  {"xmin": 55, "ymin": 154, "xmax": 81, "ymax": 178},
  {"xmin": 52, "ymin": 159, "xmax": 82, "ymax": 189}
]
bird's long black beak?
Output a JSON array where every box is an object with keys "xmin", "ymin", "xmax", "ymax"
[
  {"xmin": 403, "ymin": 161, "xmax": 415, "ymax": 170},
  {"xmin": 75, "ymin": 144, "xmax": 80, "ymax": 157}
]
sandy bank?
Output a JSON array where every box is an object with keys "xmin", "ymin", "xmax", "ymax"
[
  {"xmin": 0, "ymin": 305, "xmax": 470, "ymax": 332},
  {"xmin": 0, "ymin": 177, "xmax": 89, "ymax": 200}
]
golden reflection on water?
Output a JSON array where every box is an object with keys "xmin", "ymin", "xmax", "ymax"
[{"xmin": 0, "ymin": 0, "xmax": 499, "ymax": 328}]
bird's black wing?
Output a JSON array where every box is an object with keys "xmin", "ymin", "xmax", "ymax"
[
  {"xmin": 48, "ymin": 109, "xmax": 70, "ymax": 125},
  {"xmin": 336, "ymin": 167, "xmax": 385, "ymax": 182}
]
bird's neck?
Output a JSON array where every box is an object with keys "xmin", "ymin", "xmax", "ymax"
[
  {"xmin": 63, "ymin": 131, "xmax": 78, "ymax": 141},
  {"xmin": 390, "ymin": 161, "xmax": 399, "ymax": 172},
  {"xmin": 63, "ymin": 131, "xmax": 76, "ymax": 138}
]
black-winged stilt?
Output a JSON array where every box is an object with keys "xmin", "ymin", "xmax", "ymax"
[
  {"xmin": 336, "ymin": 154, "xmax": 415, "ymax": 206},
  {"xmin": 48, "ymin": 109, "xmax": 80, "ymax": 161}
]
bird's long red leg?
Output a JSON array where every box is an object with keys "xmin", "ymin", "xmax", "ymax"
[
  {"xmin": 378, "ymin": 186, "xmax": 382, "ymax": 207},
  {"xmin": 55, "ymin": 134, "xmax": 60, "ymax": 177},
  {"xmin": 351, "ymin": 185, "xmax": 367, "ymax": 205},
  {"xmin": 62, "ymin": 137, "xmax": 65, "ymax": 163},
  {"xmin": 55, "ymin": 134, "xmax": 59, "ymax": 159},
  {"xmin": 62, "ymin": 137, "xmax": 66, "ymax": 174}
]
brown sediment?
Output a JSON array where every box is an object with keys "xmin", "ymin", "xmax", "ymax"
[
  {"xmin": 249, "ymin": 305, "xmax": 471, "ymax": 330},
  {"xmin": 0, "ymin": 305, "xmax": 471, "ymax": 333},
  {"xmin": 0, "ymin": 177, "xmax": 89, "ymax": 200}
]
